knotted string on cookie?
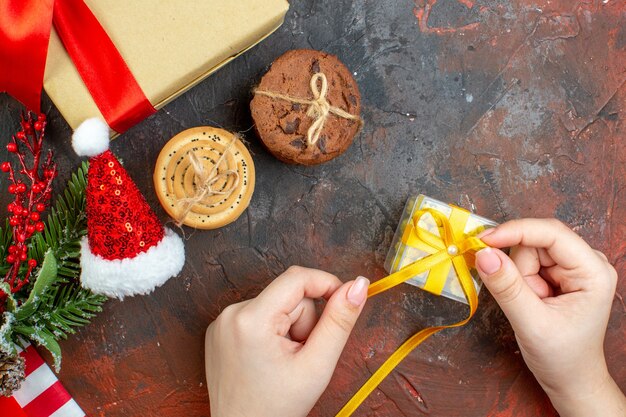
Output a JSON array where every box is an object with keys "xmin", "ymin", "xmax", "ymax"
[
  {"xmin": 174, "ymin": 137, "xmax": 240, "ymax": 226},
  {"xmin": 254, "ymin": 72, "xmax": 363, "ymax": 147}
]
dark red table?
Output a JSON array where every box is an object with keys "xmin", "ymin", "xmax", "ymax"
[{"xmin": 1, "ymin": 1, "xmax": 624, "ymax": 416}]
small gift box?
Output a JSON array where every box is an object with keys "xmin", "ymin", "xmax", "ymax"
[
  {"xmin": 384, "ymin": 194, "xmax": 497, "ymax": 304},
  {"xmin": 0, "ymin": 344, "xmax": 85, "ymax": 417},
  {"xmin": 43, "ymin": 0, "xmax": 289, "ymax": 132}
]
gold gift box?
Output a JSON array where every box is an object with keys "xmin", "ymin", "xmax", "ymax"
[
  {"xmin": 384, "ymin": 195, "xmax": 498, "ymax": 304},
  {"xmin": 43, "ymin": 0, "xmax": 289, "ymax": 132}
]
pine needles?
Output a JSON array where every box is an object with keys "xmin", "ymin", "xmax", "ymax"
[{"xmin": 1, "ymin": 162, "xmax": 107, "ymax": 370}]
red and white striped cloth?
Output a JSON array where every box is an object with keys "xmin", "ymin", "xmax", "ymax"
[{"xmin": 0, "ymin": 344, "xmax": 85, "ymax": 417}]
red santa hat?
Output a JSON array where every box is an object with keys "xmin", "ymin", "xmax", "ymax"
[{"xmin": 72, "ymin": 119, "xmax": 185, "ymax": 299}]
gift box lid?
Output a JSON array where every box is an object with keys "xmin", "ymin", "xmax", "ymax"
[{"xmin": 43, "ymin": 0, "xmax": 289, "ymax": 132}]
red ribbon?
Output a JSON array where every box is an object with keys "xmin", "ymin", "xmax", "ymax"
[
  {"xmin": 0, "ymin": 0, "xmax": 54, "ymax": 113},
  {"xmin": 0, "ymin": 0, "xmax": 155, "ymax": 133}
]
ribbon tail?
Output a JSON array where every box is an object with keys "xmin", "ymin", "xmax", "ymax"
[
  {"xmin": 0, "ymin": 0, "xmax": 54, "ymax": 112},
  {"xmin": 422, "ymin": 261, "xmax": 451, "ymax": 295},
  {"xmin": 452, "ymin": 256, "xmax": 479, "ymax": 310},
  {"xmin": 335, "ymin": 326, "xmax": 444, "ymax": 417},
  {"xmin": 338, "ymin": 268, "xmax": 478, "ymax": 417},
  {"xmin": 337, "ymin": 207, "xmax": 487, "ymax": 417},
  {"xmin": 52, "ymin": 0, "xmax": 155, "ymax": 133}
]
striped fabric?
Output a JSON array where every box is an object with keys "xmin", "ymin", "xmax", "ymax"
[{"xmin": 0, "ymin": 344, "xmax": 85, "ymax": 417}]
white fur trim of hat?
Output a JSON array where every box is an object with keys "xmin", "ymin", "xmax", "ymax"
[{"xmin": 80, "ymin": 228, "xmax": 185, "ymax": 299}]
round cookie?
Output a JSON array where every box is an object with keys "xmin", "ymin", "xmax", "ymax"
[
  {"xmin": 153, "ymin": 127, "xmax": 255, "ymax": 229},
  {"xmin": 251, "ymin": 49, "xmax": 362, "ymax": 165}
]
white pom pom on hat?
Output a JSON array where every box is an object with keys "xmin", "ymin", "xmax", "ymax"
[{"xmin": 72, "ymin": 118, "xmax": 110, "ymax": 157}]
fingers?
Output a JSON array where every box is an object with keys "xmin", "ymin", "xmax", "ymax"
[
  {"xmin": 523, "ymin": 274, "xmax": 554, "ymax": 298},
  {"xmin": 476, "ymin": 248, "xmax": 544, "ymax": 331},
  {"xmin": 510, "ymin": 246, "xmax": 554, "ymax": 298},
  {"xmin": 510, "ymin": 245, "xmax": 540, "ymax": 277},
  {"xmin": 594, "ymin": 250, "xmax": 608, "ymax": 262},
  {"xmin": 288, "ymin": 298, "xmax": 318, "ymax": 342},
  {"xmin": 301, "ymin": 277, "xmax": 369, "ymax": 367},
  {"xmin": 480, "ymin": 219, "xmax": 594, "ymax": 270},
  {"xmin": 252, "ymin": 266, "xmax": 343, "ymax": 318}
]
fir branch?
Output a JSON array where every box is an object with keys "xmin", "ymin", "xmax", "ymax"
[
  {"xmin": 11, "ymin": 253, "xmax": 106, "ymax": 371},
  {"xmin": 1, "ymin": 161, "xmax": 107, "ymax": 368},
  {"xmin": 14, "ymin": 283, "xmax": 106, "ymax": 341},
  {"xmin": 29, "ymin": 161, "xmax": 89, "ymax": 280},
  {"xmin": 0, "ymin": 220, "xmax": 12, "ymax": 277}
]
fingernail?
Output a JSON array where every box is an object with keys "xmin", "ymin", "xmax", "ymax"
[
  {"xmin": 477, "ymin": 227, "xmax": 496, "ymax": 239},
  {"xmin": 476, "ymin": 248, "xmax": 502, "ymax": 275},
  {"xmin": 347, "ymin": 276, "xmax": 369, "ymax": 307}
]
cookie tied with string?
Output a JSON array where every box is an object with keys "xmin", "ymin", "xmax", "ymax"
[
  {"xmin": 251, "ymin": 49, "xmax": 362, "ymax": 165},
  {"xmin": 154, "ymin": 127, "xmax": 255, "ymax": 229}
]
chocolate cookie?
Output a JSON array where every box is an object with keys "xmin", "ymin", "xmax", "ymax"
[{"xmin": 251, "ymin": 49, "xmax": 362, "ymax": 165}]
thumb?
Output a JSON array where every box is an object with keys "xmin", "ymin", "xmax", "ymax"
[
  {"xmin": 302, "ymin": 276, "xmax": 369, "ymax": 367},
  {"xmin": 476, "ymin": 248, "xmax": 543, "ymax": 331}
]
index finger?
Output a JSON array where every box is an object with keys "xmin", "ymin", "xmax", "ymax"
[
  {"xmin": 251, "ymin": 266, "xmax": 342, "ymax": 318},
  {"xmin": 480, "ymin": 218, "xmax": 595, "ymax": 270}
]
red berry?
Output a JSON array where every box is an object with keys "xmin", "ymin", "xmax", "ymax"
[
  {"xmin": 7, "ymin": 143, "xmax": 18, "ymax": 152},
  {"xmin": 19, "ymin": 252, "xmax": 27, "ymax": 261},
  {"xmin": 1, "ymin": 162, "xmax": 10, "ymax": 172},
  {"xmin": 32, "ymin": 184, "xmax": 41, "ymax": 193},
  {"xmin": 36, "ymin": 203, "xmax": 45, "ymax": 212},
  {"xmin": 30, "ymin": 212, "xmax": 40, "ymax": 221},
  {"xmin": 28, "ymin": 259, "xmax": 37, "ymax": 268},
  {"xmin": 38, "ymin": 114, "xmax": 46, "ymax": 122},
  {"xmin": 6, "ymin": 255, "xmax": 15, "ymax": 263},
  {"xmin": 21, "ymin": 208, "xmax": 29, "ymax": 216},
  {"xmin": 15, "ymin": 131, "xmax": 25, "ymax": 140},
  {"xmin": 8, "ymin": 184, "xmax": 16, "ymax": 194},
  {"xmin": 44, "ymin": 169, "xmax": 55, "ymax": 179},
  {"xmin": 8, "ymin": 245, "xmax": 17, "ymax": 254},
  {"xmin": 34, "ymin": 121, "xmax": 43, "ymax": 131},
  {"xmin": 26, "ymin": 225, "xmax": 35, "ymax": 234},
  {"xmin": 35, "ymin": 222, "xmax": 45, "ymax": 232},
  {"xmin": 9, "ymin": 217, "xmax": 19, "ymax": 226},
  {"xmin": 16, "ymin": 183, "xmax": 27, "ymax": 194},
  {"xmin": 17, "ymin": 233, "xmax": 26, "ymax": 242}
]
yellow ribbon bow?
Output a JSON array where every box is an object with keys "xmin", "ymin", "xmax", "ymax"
[{"xmin": 336, "ymin": 207, "xmax": 488, "ymax": 417}]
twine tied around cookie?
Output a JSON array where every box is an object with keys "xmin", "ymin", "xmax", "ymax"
[
  {"xmin": 254, "ymin": 72, "xmax": 362, "ymax": 147},
  {"xmin": 174, "ymin": 136, "xmax": 240, "ymax": 226}
]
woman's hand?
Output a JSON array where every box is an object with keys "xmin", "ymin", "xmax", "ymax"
[
  {"xmin": 476, "ymin": 219, "xmax": 625, "ymax": 417},
  {"xmin": 205, "ymin": 266, "xmax": 369, "ymax": 417}
]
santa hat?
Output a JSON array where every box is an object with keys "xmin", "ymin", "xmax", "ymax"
[{"xmin": 72, "ymin": 119, "xmax": 185, "ymax": 299}]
